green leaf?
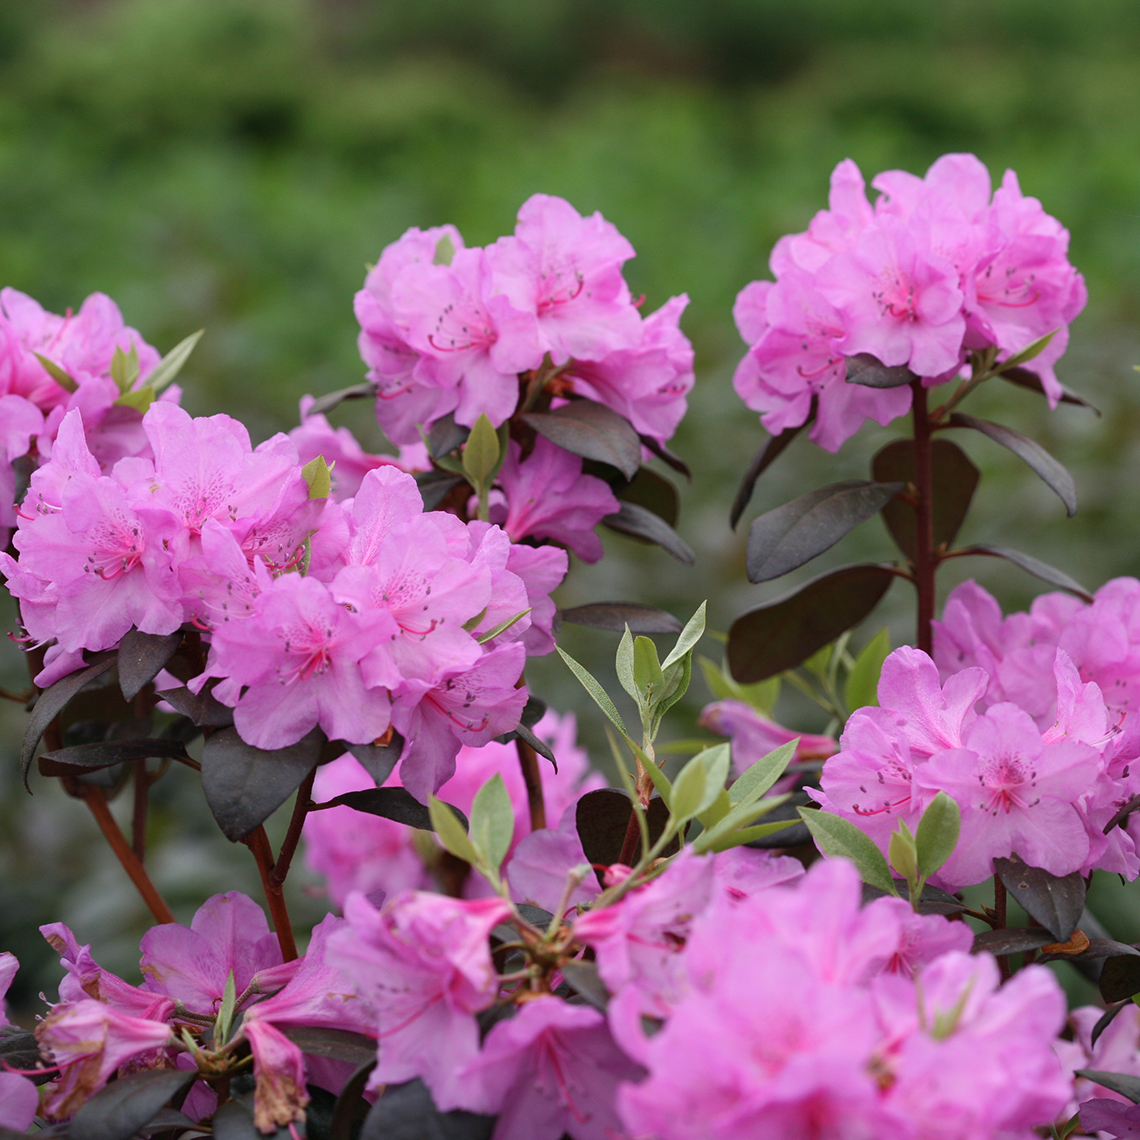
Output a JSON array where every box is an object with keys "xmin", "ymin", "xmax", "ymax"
[
  {"xmin": 888, "ymin": 821, "xmax": 920, "ymax": 894},
  {"xmin": 462, "ymin": 606, "xmax": 489, "ymax": 633},
  {"xmin": 302, "ymin": 455, "xmax": 332, "ymax": 500},
  {"xmin": 915, "ymin": 791, "xmax": 961, "ymax": 881},
  {"xmin": 433, "ymin": 234, "xmax": 456, "ymax": 265},
  {"xmin": 798, "ymin": 808, "xmax": 898, "ymax": 895},
  {"xmin": 462, "ymin": 413, "xmax": 501, "ymax": 487},
  {"xmin": 616, "ymin": 626, "xmax": 637, "ymax": 702},
  {"xmin": 476, "ymin": 608, "xmax": 531, "ymax": 644},
  {"xmin": 699, "ymin": 816, "xmax": 797, "ymax": 853},
  {"xmin": 216, "ymin": 970, "xmax": 237, "ymax": 1046},
  {"xmin": 652, "ymin": 653, "xmax": 691, "ymax": 730},
  {"xmin": 469, "ymin": 774, "xmax": 514, "ymax": 878},
  {"xmin": 698, "ymin": 655, "xmax": 780, "ymax": 714},
  {"xmin": 114, "ymin": 385, "xmax": 155, "ymax": 412},
  {"xmin": 147, "ymin": 329, "xmax": 204, "ymax": 393},
  {"xmin": 110, "ymin": 342, "xmax": 140, "ymax": 393},
  {"xmin": 429, "ymin": 794, "xmax": 481, "ymax": 866},
  {"xmin": 803, "ymin": 642, "xmax": 832, "ymax": 680},
  {"xmin": 692, "ymin": 791, "xmax": 791, "ymax": 851},
  {"xmin": 698, "ymin": 787, "xmax": 732, "ymax": 830},
  {"xmin": 669, "ymin": 744, "xmax": 729, "ymax": 825},
  {"xmin": 844, "ymin": 628, "xmax": 890, "ymax": 712},
  {"xmin": 662, "ymin": 601, "xmax": 707, "ymax": 670},
  {"xmin": 33, "ymin": 352, "xmax": 78, "ymax": 392},
  {"xmin": 633, "ymin": 636, "xmax": 665, "ymax": 701},
  {"xmin": 728, "ymin": 739, "xmax": 797, "ymax": 806},
  {"xmin": 999, "ymin": 329, "xmax": 1055, "ymax": 370},
  {"xmin": 557, "ymin": 647, "xmax": 629, "ymax": 738}
]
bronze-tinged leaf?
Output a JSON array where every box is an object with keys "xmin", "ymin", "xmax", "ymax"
[
  {"xmin": 313, "ymin": 787, "xmax": 469, "ymax": 833},
  {"xmin": 872, "ymin": 438, "xmax": 980, "ymax": 561},
  {"xmin": 730, "ymin": 419, "xmax": 809, "ymax": 530},
  {"xmin": 575, "ymin": 788, "xmax": 676, "ymax": 883},
  {"xmin": 306, "ymin": 382, "xmax": 377, "ymax": 418},
  {"xmin": 522, "ymin": 400, "xmax": 641, "ymax": 480},
  {"xmin": 993, "ymin": 854, "xmax": 1085, "ymax": 941},
  {"xmin": 616, "ymin": 467, "xmax": 679, "ymax": 527},
  {"xmin": 727, "ymin": 564, "xmax": 895, "ymax": 683},
  {"xmin": 117, "ymin": 629, "xmax": 184, "ymax": 702},
  {"xmin": 951, "ymin": 545, "xmax": 1092, "ymax": 602},
  {"xmin": 844, "ymin": 353, "xmax": 915, "ymax": 388},
  {"xmin": 971, "ymin": 927, "xmax": 1056, "ymax": 956},
  {"xmin": 602, "ymin": 501, "xmax": 695, "ymax": 564},
  {"xmin": 558, "ymin": 603, "xmax": 682, "ymax": 634},
  {"xmin": 999, "ymin": 366, "xmax": 1100, "ymax": 415},
  {"xmin": 359, "ymin": 1080, "xmax": 494, "ymax": 1140},
  {"xmin": 70, "ymin": 1068, "xmax": 196, "ymax": 1140}
]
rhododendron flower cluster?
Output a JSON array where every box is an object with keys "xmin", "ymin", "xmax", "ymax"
[
  {"xmin": 2, "ymin": 400, "xmax": 563, "ymax": 798},
  {"xmin": 814, "ymin": 643, "xmax": 1140, "ymax": 888},
  {"xmin": 304, "ymin": 709, "xmax": 605, "ymax": 911},
  {"xmin": 0, "ymin": 289, "xmax": 180, "ymax": 545},
  {"xmin": 356, "ymin": 193, "xmax": 694, "ymax": 447},
  {"xmin": 733, "ymin": 153, "xmax": 1087, "ymax": 451}
]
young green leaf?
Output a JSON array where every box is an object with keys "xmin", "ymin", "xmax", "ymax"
[
  {"xmin": 469, "ymin": 774, "xmax": 514, "ymax": 878},
  {"xmin": 888, "ymin": 820, "xmax": 920, "ymax": 897},
  {"xmin": 698, "ymin": 816, "xmax": 797, "ymax": 853},
  {"xmin": 616, "ymin": 626, "xmax": 637, "ymax": 702},
  {"xmin": 462, "ymin": 413, "xmax": 501, "ymax": 487},
  {"xmin": 662, "ymin": 601, "xmax": 707, "ymax": 670},
  {"xmin": 147, "ymin": 329, "xmax": 204, "ymax": 393},
  {"xmin": 999, "ymin": 329, "xmax": 1055, "ymax": 371},
  {"xmin": 798, "ymin": 808, "xmax": 898, "ymax": 895},
  {"xmin": 110, "ymin": 342, "xmax": 140, "ymax": 393},
  {"xmin": 728, "ymin": 739, "xmax": 797, "ymax": 806},
  {"xmin": 652, "ymin": 652, "xmax": 692, "ymax": 730},
  {"xmin": 114, "ymin": 386, "xmax": 155, "ymax": 413},
  {"xmin": 668, "ymin": 753, "xmax": 711, "ymax": 825},
  {"xmin": 844, "ymin": 627, "xmax": 890, "ymax": 713},
  {"xmin": 429, "ymin": 794, "xmax": 481, "ymax": 866},
  {"xmin": 215, "ymin": 970, "xmax": 237, "ymax": 1046},
  {"xmin": 557, "ymin": 647, "xmax": 629, "ymax": 738},
  {"xmin": 693, "ymin": 791, "xmax": 791, "ymax": 851},
  {"xmin": 915, "ymin": 791, "xmax": 961, "ymax": 881},
  {"xmin": 33, "ymin": 352, "xmax": 78, "ymax": 392},
  {"xmin": 697, "ymin": 787, "xmax": 732, "ymax": 830},
  {"xmin": 476, "ymin": 608, "xmax": 531, "ymax": 644},
  {"xmin": 698, "ymin": 655, "xmax": 780, "ymax": 714},
  {"xmin": 633, "ymin": 636, "xmax": 665, "ymax": 700},
  {"xmin": 433, "ymin": 233, "xmax": 456, "ymax": 265},
  {"xmin": 302, "ymin": 455, "xmax": 333, "ymax": 500},
  {"xmin": 803, "ymin": 642, "xmax": 833, "ymax": 680}
]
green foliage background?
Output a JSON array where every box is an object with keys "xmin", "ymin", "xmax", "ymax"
[{"xmin": 2, "ymin": 0, "xmax": 1140, "ymax": 1007}]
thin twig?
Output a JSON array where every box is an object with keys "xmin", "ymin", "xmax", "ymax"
[
  {"xmin": 515, "ymin": 737, "xmax": 546, "ymax": 833},
  {"xmin": 132, "ymin": 758, "xmax": 149, "ymax": 861},
  {"xmin": 269, "ymin": 769, "xmax": 317, "ymax": 889},
  {"xmin": 244, "ymin": 825, "xmax": 298, "ymax": 961}
]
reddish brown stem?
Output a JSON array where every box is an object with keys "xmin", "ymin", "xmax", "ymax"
[
  {"xmin": 911, "ymin": 381, "xmax": 936, "ymax": 655},
  {"xmin": 515, "ymin": 738, "xmax": 546, "ymax": 833},
  {"xmin": 79, "ymin": 785, "xmax": 175, "ymax": 925},
  {"xmin": 617, "ymin": 806, "xmax": 643, "ymax": 867},
  {"xmin": 244, "ymin": 825, "xmax": 298, "ymax": 961},
  {"xmin": 269, "ymin": 769, "xmax": 316, "ymax": 890}
]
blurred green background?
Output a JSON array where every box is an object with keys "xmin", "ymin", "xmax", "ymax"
[{"xmin": 4, "ymin": 0, "xmax": 1140, "ymax": 1007}]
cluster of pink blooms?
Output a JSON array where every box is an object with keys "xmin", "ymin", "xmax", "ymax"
[
  {"xmin": 356, "ymin": 192, "xmax": 694, "ymax": 448},
  {"xmin": 1, "ymin": 400, "xmax": 565, "ymax": 799},
  {"xmin": 0, "ymin": 893, "xmax": 372, "ymax": 1132},
  {"xmin": 0, "ymin": 289, "xmax": 178, "ymax": 546},
  {"xmin": 733, "ymin": 154, "xmax": 1087, "ymax": 451},
  {"xmin": 304, "ymin": 709, "xmax": 606, "ymax": 913},
  {"xmin": 325, "ymin": 855, "xmax": 1070, "ymax": 1140},
  {"xmin": 1063, "ymin": 1003, "xmax": 1140, "ymax": 1136},
  {"xmin": 815, "ymin": 577, "xmax": 1140, "ymax": 889}
]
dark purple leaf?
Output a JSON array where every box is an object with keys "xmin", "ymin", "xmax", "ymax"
[
  {"xmin": 993, "ymin": 854, "xmax": 1085, "ymax": 941},
  {"xmin": 512, "ymin": 721, "xmax": 556, "ymax": 767},
  {"xmin": 999, "ymin": 366, "xmax": 1100, "ymax": 415},
  {"xmin": 730, "ymin": 419, "xmax": 809, "ymax": 531},
  {"xmin": 279, "ymin": 1026, "xmax": 377, "ymax": 1068},
  {"xmin": 1076, "ymin": 1071, "xmax": 1140, "ymax": 1105},
  {"xmin": 844, "ymin": 353, "xmax": 915, "ymax": 389},
  {"xmin": 212, "ymin": 1100, "xmax": 277, "ymax": 1140},
  {"xmin": 312, "ymin": 786, "xmax": 469, "ymax": 833},
  {"xmin": 727, "ymin": 564, "xmax": 895, "ymax": 683},
  {"xmin": 201, "ymin": 727, "xmax": 323, "ymax": 841},
  {"xmin": 118, "ymin": 630, "xmax": 184, "ymax": 702},
  {"xmin": 743, "ymin": 791, "xmax": 812, "ymax": 849},
  {"xmin": 637, "ymin": 434, "xmax": 691, "ymax": 479},
  {"xmin": 22, "ymin": 651, "xmax": 117, "ymax": 787},
  {"xmin": 330, "ymin": 1060, "xmax": 376, "ymax": 1140},
  {"xmin": 560, "ymin": 960, "xmax": 609, "ymax": 1011},
  {"xmin": 136, "ymin": 1108, "xmax": 198, "ymax": 1135},
  {"xmin": 415, "ymin": 471, "xmax": 465, "ymax": 511},
  {"xmin": 558, "ymin": 603, "xmax": 682, "ymax": 634},
  {"xmin": 948, "ymin": 412, "xmax": 1077, "ymax": 516},
  {"xmin": 602, "ymin": 501, "xmax": 694, "ymax": 564},
  {"xmin": 157, "ymin": 685, "xmax": 235, "ymax": 728},
  {"xmin": 953, "ymin": 545, "xmax": 1092, "ymax": 601},
  {"xmin": 523, "ymin": 400, "xmax": 641, "ymax": 480},
  {"xmin": 495, "ymin": 697, "xmax": 556, "ymax": 765},
  {"xmin": 576, "ymin": 789, "xmax": 675, "ymax": 882},
  {"xmin": 426, "ymin": 413, "xmax": 469, "ymax": 460},
  {"xmin": 617, "ymin": 467, "xmax": 679, "ymax": 526},
  {"xmin": 1080, "ymin": 1098, "xmax": 1140, "ymax": 1137},
  {"xmin": 0, "ymin": 1029, "xmax": 53, "ymax": 1085},
  {"xmin": 746, "ymin": 480, "xmax": 902, "ymax": 583},
  {"xmin": 306, "ymin": 383, "xmax": 376, "ymax": 418},
  {"xmin": 1106, "ymin": 795, "xmax": 1140, "ymax": 834},
  {"xmin": 872, "ymin": 438, "xmax": 980, "ymax": 561},
  {"xmin": 360, "ymin": 1080, "xmax": 494, "ymax": 1140},
  {"xmin": 70, "ymin": 1068, "xmax": 196, "ymax": 1140},
  {"xmin": 39, "ymin": 737, "xmax": 191, "ymax": 775},
  {"xmin": 1101, "ymin": 955, "xmax": 1140, "ymax": 1003},
  {"xmin": 345, "ymin": 732, "xmax": 405, "ymax": 786},
  {"xmin": 862, "ymin": 880, "xmax": 966, "ymax": 916},
  {"xmin": 971, "ymin": 927, "xmax": 1056, "ymax": 956}
]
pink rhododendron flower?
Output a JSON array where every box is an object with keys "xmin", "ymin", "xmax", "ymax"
[
  {"xmin": 36, "ymin": 999, "xmax": 173, "ymax": 1118},
  {"xmin": 328, "ymin": 890, "xmax": 509, "ymax": 1110},
  {"xmin": 456, "ymin": 997, "xmax": 643, "ymax": 1140},
  {"xmin": 0, "ymin": 953, "xmax": 38, "ymax": 1132},
  {"xmin": 733, "ymin": 154, "xmax": 1085, "ymax": 452}
]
